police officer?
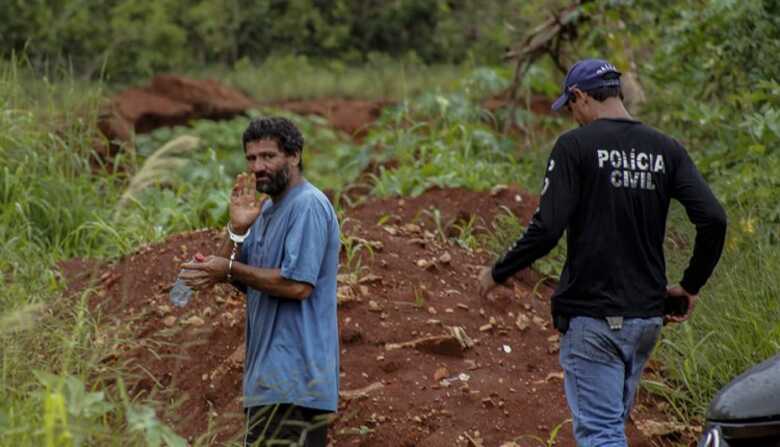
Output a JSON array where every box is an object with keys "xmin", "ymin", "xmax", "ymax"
[{"xmin": 478, "ymin": 59, "xmax": 727, "ymax": 446}]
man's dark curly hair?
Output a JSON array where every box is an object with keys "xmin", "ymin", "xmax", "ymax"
[{"xmin": 242, "ymin": 117, "xmax": 305, "ymax": 170}]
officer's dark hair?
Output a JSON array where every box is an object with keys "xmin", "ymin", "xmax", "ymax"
[
  {"xmin": 242, "ymin": 117, "xmax": 304, "ymax": 171},
  {"xmin": 587, "ymin": 85, "xmax": 623, "ymax": 102},
  {"xmin": 572, "ymin": 73, "xmax": 624, "ymax": 103}
]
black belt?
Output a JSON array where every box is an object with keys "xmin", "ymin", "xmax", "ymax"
[{"xmin": 553, "ymin": 315, "xmax": 624, "ymax": 334}]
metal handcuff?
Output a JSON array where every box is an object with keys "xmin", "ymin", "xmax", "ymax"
[{"xmin": 226, "ymin": 224, "xmax": 251, "ymax": 281}]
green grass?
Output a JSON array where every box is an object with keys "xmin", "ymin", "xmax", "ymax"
[
  {"xmin": 366, "ymin": 89, "xmax": 558, "ymax": 198},
  {"xmin": 0, "ymin": 62, "xmax": 192, "ymax": 446},
  {"xmin": 650, "ymin": 204, "xmax": 780, "ymax": 422},
  {"xmin": 196, "ymin": 54, "xmax": 479, "ymax": 101}
]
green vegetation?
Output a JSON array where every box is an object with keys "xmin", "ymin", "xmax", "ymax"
[
  {"xmin": 2, "ymin": 0, "xmax": 779, "ymax": 445},
  {"xmin": 655, "ymin": 214, "xmax": 780, "ymax": 421},
  {"xmin": 365, "ymin": 67, "xmax": 561, "ymax": 196},
  {"xmin": 208, "ymin": 55, "xmax": 475, "ymax": 101},
  {"xmin": 627, "ymin": 0, "xmax": 780, "ymax": 423},
  {"xmin": 0, "ymin": 67, "xmax": 189, "ymax": 445},
  {"xmin": 1, "ymin": 0, "xmax": 528, "ymax": 80}
]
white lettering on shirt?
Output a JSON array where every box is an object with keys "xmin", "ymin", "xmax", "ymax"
[
  {"xmin": 598, "ymin": 148, "xmax": 665, "ymax": 190},
  {"xmin": 597, "ymin": 150, "xmax": 609, "ymax": 168}
]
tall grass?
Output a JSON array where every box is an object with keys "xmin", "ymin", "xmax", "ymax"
[
  {"xmin": 198, "ymin": 54, "xmax": 477, "ymax": 101},
  {"xmin": 0, "ymin": 62, "xmax": 188, "ymax": 446},
  {"xmin": 651, "ymin": 204, "xmax": 780, "ymax": 422}
]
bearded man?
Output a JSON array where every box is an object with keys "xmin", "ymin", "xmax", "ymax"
[{"xmin": 182, "ymin": 117, "xmax": 340, "ymax": 447}]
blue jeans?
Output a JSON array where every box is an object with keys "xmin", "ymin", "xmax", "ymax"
[{"xmin": 560, "ymin": 316, "xmax": 663, "ymax": 447}]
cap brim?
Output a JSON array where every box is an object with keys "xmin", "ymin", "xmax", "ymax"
[{"xmin": 551, "ymin": 93, "xmax": 569, "ymax": 112}]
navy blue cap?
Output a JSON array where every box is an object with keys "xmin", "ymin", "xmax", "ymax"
[{"xmin": 551, "ymin": 59, "xmax": 622, "ymax": 111}]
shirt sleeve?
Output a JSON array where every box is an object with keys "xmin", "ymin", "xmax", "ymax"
[
  {"xmin": 671, "ymin": 145, "xmax": 728, "ymax": 294},
  {"xmin": 280, "ymin": 199, "xmax": 329, "ymax": 287},
  {"xmin": 492, "ymin": 135, "xmax": 579, "ymax": 283}
]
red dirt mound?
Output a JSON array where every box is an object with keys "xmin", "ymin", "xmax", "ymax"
[
  {"xmin": 98, "ymin": 75, "xmax": 255, "ymax": 155},
  {"xmin": 97, "ymin": 75, "xmax": 389, "ymax": 156},
  {"xmin": 62, "ymin": 187, "xmax": 666, "ymax": 446},
  {"xmin": 265, "ymin": 99, "xmax": 391, "ymax": 138}
]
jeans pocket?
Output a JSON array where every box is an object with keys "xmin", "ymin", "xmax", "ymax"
[
  {"xmin": 573, "ymin": 317, "xmax": 620, "ymax": 364},
  {"xmin": 636, "ymin": 319, "xmax": 662, "ymax": 357}
]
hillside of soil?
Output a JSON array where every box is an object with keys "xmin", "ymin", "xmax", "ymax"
[{"xmin": 60, "ymin": 186, "xmax": 670, "ymax": 446}]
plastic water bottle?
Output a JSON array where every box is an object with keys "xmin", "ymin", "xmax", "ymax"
[
  {"xmin": 169, "ymin": 273, "xmax": 193, "ymax": 307},
  {"xmin": 169, "ymin": 254, "xmax": 205, "ymax": 307}
]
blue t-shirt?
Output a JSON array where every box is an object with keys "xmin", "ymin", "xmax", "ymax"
[{"xmin": 238, "ymin": 180, "xmax": 340, "ymax": 411}]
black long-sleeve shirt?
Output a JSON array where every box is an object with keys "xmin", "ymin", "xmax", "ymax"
[{"xmin": 492, "ymin": 118, "xmax": 727, "ymax": 318}]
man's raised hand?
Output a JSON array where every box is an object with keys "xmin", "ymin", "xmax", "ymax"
[{"xmin": 230, "ymin": 173, "xmax": 262, "ymax": 233}]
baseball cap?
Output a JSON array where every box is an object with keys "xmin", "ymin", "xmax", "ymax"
[{"xmin": 551, "ymin": 59, "xmax": 622, "ymax": 112}]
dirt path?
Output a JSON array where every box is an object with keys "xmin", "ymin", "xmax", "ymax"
[{"xmin": 61, "ymin": 186, "xmax": 667, "ymax": 446}]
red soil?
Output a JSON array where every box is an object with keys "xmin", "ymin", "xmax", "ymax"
[{"xmin": 60, "ymin": 186, "xmax": 668, "ymax": 446}]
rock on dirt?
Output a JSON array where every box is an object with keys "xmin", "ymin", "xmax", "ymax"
[
  {"xmin": 433, "ymin": 367, "xmax": 449, "ymax": 382},
  {"xmin": 385, "ymin": 334, "xmax": 466, "ymax": 357},
  {"xmin": 340, "ymin": 382, "xmax": 384, "ymax": 401}
]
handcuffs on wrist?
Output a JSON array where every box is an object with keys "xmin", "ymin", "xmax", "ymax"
[{"xmin": 226, "ymin": 224, "xmax": 250, "ymax": 281}]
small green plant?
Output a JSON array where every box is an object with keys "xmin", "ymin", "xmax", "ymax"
[
  {"xmin": 508, "ymin": 418, "xmax": 571, "ymax": 447},
  {"xmin": 125, "ymin": 404, "xmax": 187, "ymax": 447},
  {"xmin": 375, "ymin": 213, "xmax": 393, "ymax": 226},
  {"xmin": 413, "ymin": 286, "xmax": 426, "ymax": 308},
  {"xmin": 482, "ymin": 207, "xmax": 524, "ymax": 259},
  {"xmin": 422, "ymin": 207, "xmax": 448, "ymax": 244},
  {"xmin": 340, "ymin": 232, "xmax": 374, "ymax": 279},
  {"xmin": 452, "ymin": 215, "xmax": 480, "ymax": 251}
]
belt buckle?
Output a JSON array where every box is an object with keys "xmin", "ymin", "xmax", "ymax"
[{"xmin": 606, "ymin": 316, "xmax": 623, "ymax": 330}]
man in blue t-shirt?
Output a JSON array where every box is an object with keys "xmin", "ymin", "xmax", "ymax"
[{"xmin": 182, "ymin": 117, "xmax": 340, "ymax": 447}]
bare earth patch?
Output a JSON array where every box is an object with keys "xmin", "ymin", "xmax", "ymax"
[{"xmin": 60, "ymin": 187, "xmax": 671, "ymax": 446}]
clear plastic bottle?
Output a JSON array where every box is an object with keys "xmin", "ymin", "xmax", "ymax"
[
  {"xmin": 169, "ymin": 273, "xmax": 193, "ymax": 307},
  {"xmin": 169, "ymin": 254, "xmax": 204, "ymax": 307}
]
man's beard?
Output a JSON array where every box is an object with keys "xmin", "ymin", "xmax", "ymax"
[{"xmin": 256, "ymin": 164, "xmax": 290, "ymax": 197}]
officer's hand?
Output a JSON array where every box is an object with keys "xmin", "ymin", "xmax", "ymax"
[
  {"xmin": 477, "ymin": 266, "xmax": 498, "ymax": 298},
  {"xmin": 181, "ymin": 256, "xmax": 229, "ymax": 290},
  {"xmin": 664, "ymin": 286, "xmax": 699, "ymax": 324}
]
